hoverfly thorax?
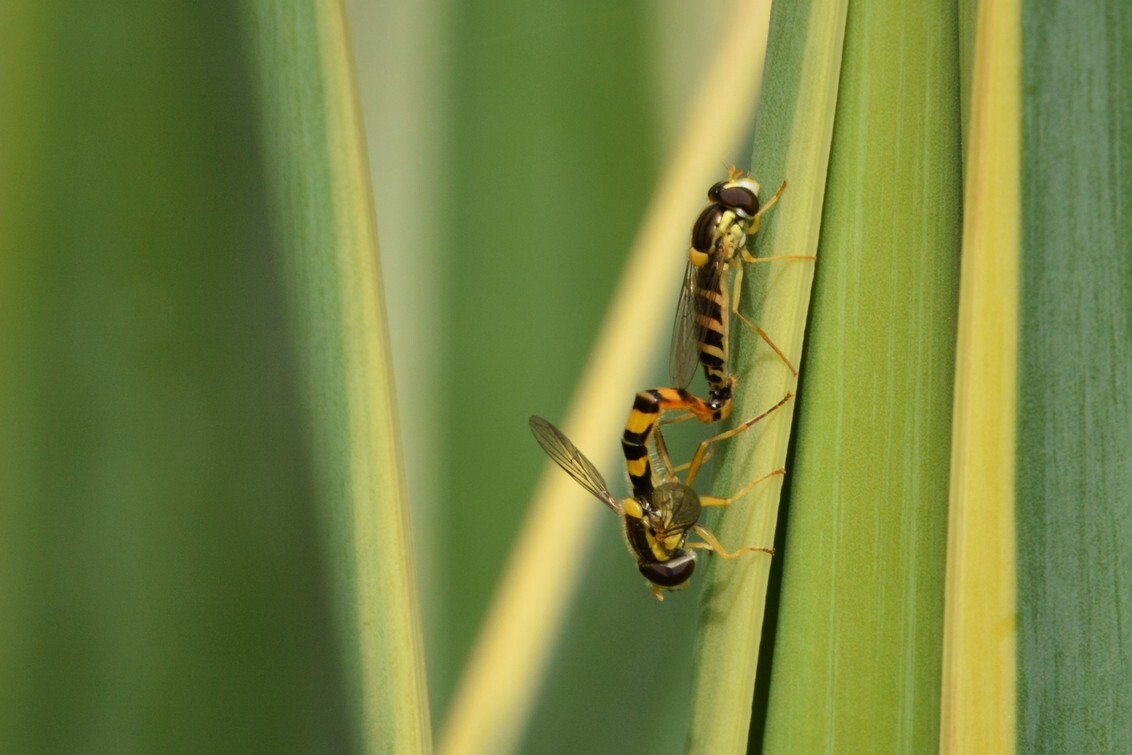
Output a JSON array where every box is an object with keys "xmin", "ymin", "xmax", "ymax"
[
  {"xmin": 691, "ymin": 204, "xmax": 724, "ymax": 255},
  {"xmin": 646, "ymin": 483, "xmax": 702, "ymax": 542}
]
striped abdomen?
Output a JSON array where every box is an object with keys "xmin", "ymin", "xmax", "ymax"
[
  {"xmin": 621, "ymin": 387, "xmax": 718, "ymax": 498},
  {"xmin": 692, "ymin": 264, "xmax": 731, "ymax": 410}
]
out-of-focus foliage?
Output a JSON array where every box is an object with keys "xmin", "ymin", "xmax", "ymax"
[
  {"xmin": 0, "ymin": 4, "xmax": 350, "ymax": 750},
  {"xmin": 3, "ymin": 0, "xmax": 1128, "ymax": 752}
]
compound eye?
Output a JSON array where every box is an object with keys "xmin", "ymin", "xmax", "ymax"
[
  {"xmin": 706, "ymin": 180, "xmax": 727, "ymax": 201},
  {"xmin": 717, "ymin": 184, "xmax": 760, "ymax": 218},
  {"xmin": 691, "ymin": 206, "xmax": 723, "ymax": 252},
  {"xmin": 639, "ymin": 552, "xmax": 696, "ymax": 588}
]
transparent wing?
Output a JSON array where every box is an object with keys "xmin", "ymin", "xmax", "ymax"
[
  {"xmin": 649, "ymin": 421, "xmax": 679, "ymax": 485},
  {"xmin": 668, "ymin": 260, "xmax": 704, "ymax": 388},
  {"xmin": 668, "ymin": 258, "xmax": 725, "ymax": 388},
  {"xmin": 529, "ymin": 416, "xmax": 621, "ymax": 513}
]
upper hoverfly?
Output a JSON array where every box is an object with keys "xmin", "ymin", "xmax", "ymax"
[
  {"xmin": 530, "ymin": 413, "xmax": 781, "ymax": 600},
  {"xmin": 670, "ymin": 167, "xmax": 811, "ymax": 416}
]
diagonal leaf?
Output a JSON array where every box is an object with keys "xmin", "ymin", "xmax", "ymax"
[
  {"xmin": 438, "ymin": 5, "xmax": 779, "ymax": 753},
  {"xmin": 686, "ymin": 0, "xmax": 847, "ymax": 751}
]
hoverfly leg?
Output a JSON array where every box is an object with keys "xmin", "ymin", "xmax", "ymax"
[
  {"xmin": 683, "ymin": 391, "xmax": 793, "ymax": 486},
  {"xmin": 689, "ymin": 524, "xmax": 774, "ymax": 558},
  {"xmin": 747, "ymin": 179, "xmax": 787, "ymax": 234},
  {"xmin": 700, "ymin": 467, "xmax": 785, "ymax": 508},
  {"xmin": 730, "ymin": 261, "xmax": 799, "ymax": 376}
]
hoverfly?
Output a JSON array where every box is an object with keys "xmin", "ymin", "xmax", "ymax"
[
  {"xmin": 670, "ymin": 167, "xmax": 813, "ymax": 418},
  {"xmin": 530, "ymin": 410, "xmax": 784, "ymax": 600}
]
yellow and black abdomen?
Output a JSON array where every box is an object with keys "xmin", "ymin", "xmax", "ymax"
[{"xmin": 621, "ymin": 387, "xmax": 718, "ymax": 497}]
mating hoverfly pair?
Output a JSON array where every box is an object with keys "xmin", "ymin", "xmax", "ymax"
[{"xmin": 531, "ymin": 168, "xmax": 809, "ymax": 599}]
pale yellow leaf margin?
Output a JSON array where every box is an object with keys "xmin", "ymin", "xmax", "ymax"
[{"xmin": 940, "ymin": 0, "xmax": 1019, "ymax": 750}]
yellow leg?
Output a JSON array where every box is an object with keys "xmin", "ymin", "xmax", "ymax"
[
  {"xmin": 730, "ymin": 262, "xmax": 800, "ymax": 376},
  {"xmin": 689, "ymin": 524, "xmax": 774, "ymax": 557},
  {"xmin": 741, "ymin": 253, "xmax": 818, "ymax": 264},
  {"xmin": 658, "ymin": 410, "xmax": 696, "ymax": 426},
  {"xmin": 671, "ymin": 445, "xmax": 717, "ymax": 475},
  {"xmin": 700, "ymin": 467, "xmax": 785, "ymax": 507},
  {"xmin": 750, "ymin": 179, "xmax": 787, "ymax": 228},
  {"xmin": 684, "ymin": 391, "xmax": 793, "ymax": 486}
]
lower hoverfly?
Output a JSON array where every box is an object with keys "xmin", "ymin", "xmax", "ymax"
[{"xmin": 529, "ymin": 394, "xmax": 788, "ymax": 600}]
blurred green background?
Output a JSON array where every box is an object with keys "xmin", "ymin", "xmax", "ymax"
[
  {"xmin": 1, "ymin": 3, "xmax": 351, "ymax": 750},
  {"xmin": 5, "ymin": 2, "xmax": 1130, "ymax": 753},
  {"xmin": 1, "ymin": 1, "xmax": 751, "ymax": 751}
]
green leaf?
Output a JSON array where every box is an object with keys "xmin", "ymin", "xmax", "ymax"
[
  {"xmin": 1016, "ymin": 0, "xmax": 1132, "ymax": 748},
  {"xmin": 241, "ymin": 2, "xmax": 431, "ymax": 751},
  {"xmin": 0, "ymin": 3, "xmax": 351, "ymax": 750},
  {"xmin": 761, "ymin": 0, "xmax": 962, "ymax": 750},
  {"xmin": 685, "ymin": 0, "xmax": 849, "ymax": 749},
  {"xmin": 689, "ymin": 0, "xmax": 963, "ymax": 751}
]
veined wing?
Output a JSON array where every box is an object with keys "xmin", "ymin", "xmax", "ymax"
[
  {"xmin": 529, "ymin": 416, "xmax": 621, "ymax": 513},
  {"xmin": 668, "ymin": 260, "xmax": 704, "ymax": 388},
  {"xmin": 668, "ymin": 257, "xmax": 725, "ymax": 388}
]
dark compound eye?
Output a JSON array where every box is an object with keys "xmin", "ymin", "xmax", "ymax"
[
  {"xmin": 639, "ymin": 551, "xmax": 696, "ymax": 588},
  {"xmin": 706, "ymin": 181, "xmax": 727, "ymax": 201},
  {"xmin": 716, "ymin": 184, "xmax": 760, "ymax": 218},
  {"xmin": 691, "ymin": 206, "xmax": 723, "ymax": 252}
]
